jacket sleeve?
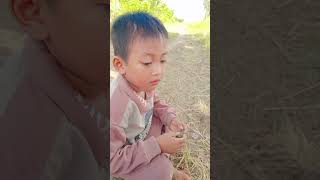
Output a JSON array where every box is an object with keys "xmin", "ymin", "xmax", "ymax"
[
  {"xmin": 153, "ymin": 93, "xmax": 176, "ymax": 127},
  {"xmin": 110, "ymin": 123, "xmax": 161, "ymax": 176}
]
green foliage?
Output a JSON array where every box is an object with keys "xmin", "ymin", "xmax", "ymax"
[
  {"xmin": 110, "ymin": 0, "xmax": 177, "ymax": 23},
  {"xmin": 186, "ymin": 17, "xmax": 210, "ymax": 49}
]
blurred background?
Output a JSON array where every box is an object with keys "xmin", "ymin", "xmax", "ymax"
[{"xmin": 0, "ymin": 1, "xmax": 25, "ymax": 66}]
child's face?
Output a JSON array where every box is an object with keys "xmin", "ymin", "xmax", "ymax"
[
  {"xmin": 11, "ymin": 0, "xmax": 109, "ymax": 95},
  {"xmin": 122, "ymin": 36, "xmax": 167, "ymax": 93},
  {"xmin": 43, "ymin": 0, "xmax": 109, "ymax": 93}
]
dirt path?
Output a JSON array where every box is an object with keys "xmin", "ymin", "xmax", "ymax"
[
  {"xmin": 159, "ymin": 34, "xmax": 210, "ymax": 179},
  {"xmin": 158, "ymin": 33, "xmax": 210, "ymax": 129}
]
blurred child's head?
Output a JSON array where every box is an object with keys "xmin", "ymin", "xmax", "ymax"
[
  {"xmin": 111, "ymin": 12, "xmax": 168, "ymax": 93},
  {"xmin": 10, "ymin": 0, "xmax": 109, "ymax": 97}
]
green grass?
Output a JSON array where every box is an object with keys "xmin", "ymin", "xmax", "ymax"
[
  {"xmin": 164, "ymin": 18, "xmax": 210, "ymax": 50},
  {"xmin": 165, "ymin": 22, "xmax": 188, "ymax": 34},
  {"xmin": 168, "ymin": 32, "xmax": 179, "ymax": 41},
  {"xmin": 186, "ymin": 18, "xmax": 210, "ymax": 49}
]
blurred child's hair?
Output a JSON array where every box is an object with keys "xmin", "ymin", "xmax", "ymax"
[{"xmin": 111, "ymin": 12, "xmax": 168, "ymax": 62}]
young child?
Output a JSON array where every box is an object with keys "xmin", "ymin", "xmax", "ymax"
[
  {"xmin": 1, "ymin": 0, "xmax": 109, "ymax": 179},
  {"xmin": 110, "ymin": 12, "xmax": 191, "ymax": 180}
]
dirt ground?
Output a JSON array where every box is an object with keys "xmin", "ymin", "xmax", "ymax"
[
  {"xmin": 215, "ymin": 0, "xmax": 320, "ymax": 179},
  {"xmin": 110, "ymin": 30, "xmax": 210, "ymax": 179}
]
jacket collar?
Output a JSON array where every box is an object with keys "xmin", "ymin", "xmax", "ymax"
[
  {"xmin": 24, "ymin": 38, "xmax": 106, "ymax": 168},
  {"xmin": 117, "ymin": 75, "xmax": 154, "ymax": 114}
]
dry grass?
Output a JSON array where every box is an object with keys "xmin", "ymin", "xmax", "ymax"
[
  {"xmin": 155, "ymin": 30, "xmax": 210, "ymax": 179},
  {"xmin": 154, "ymin": 30, "xmax": 210, "ymax": 180}
]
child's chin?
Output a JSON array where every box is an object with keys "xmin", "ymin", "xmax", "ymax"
[{"xmin": 147, "ymin": 86, "xmax": 157, "ymax": 91}]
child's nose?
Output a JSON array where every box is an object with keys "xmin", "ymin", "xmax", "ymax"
[{"xmin": 152, "ymin": 64, "xmax": 162, "ymax": 75}]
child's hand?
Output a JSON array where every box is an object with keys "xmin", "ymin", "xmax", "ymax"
[
  {"xmin": 156, "ymin": 132, "xmax": 186, "ymax": 154},
  {"xmin": 169, "ymin": 119, "xmax": 187, "ymax": 132}
]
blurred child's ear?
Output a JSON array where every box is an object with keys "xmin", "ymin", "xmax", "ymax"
[
  {"xmin": 11, "ymin": 0, "xmax": 49, "ymax": 40},
  {"xmin": 113, "ymin": 56, "xmax": 126, "ymax": 75}
]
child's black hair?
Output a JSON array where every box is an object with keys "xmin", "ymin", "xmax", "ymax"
[{"xmin": 111, "ymin": 12, "xmax": 168, "ymax": 62}]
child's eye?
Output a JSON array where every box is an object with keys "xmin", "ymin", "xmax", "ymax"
[{"xmin": 143, "ymin": 62, "xmax": 152, "ymax": 66}]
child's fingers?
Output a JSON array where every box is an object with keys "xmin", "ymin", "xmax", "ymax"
[
  {"xmin": 173, "ymin": 132, "xmax": 181, "ymax": 137},
  {"xmin": 178, "ymin": 141, "xmax": 187, "ymax": 149},
  {"xmin": 183, "ymin": 123, "xmax": 188, "ymax": 130},
  {"xmin": 175, "ymin": 137, "xmax": 186, "ymax": 144},
  {"xmin": 175, "ymin": 131, "xmax": 184, "ymax": 136},
  {"xmin": 166, "ymin": 131, "xmax": 178, "ymax": 137},
  {"xmin": 179, "ymin": 122, "xmax": 183, "ymax": 128},
  {"xmin": 178, "ymin": 122, "xmax": 185, "ymax": 130},
  {"xmin": 182, "ymin": 134, "xmax": 187, "ymax": 139}
]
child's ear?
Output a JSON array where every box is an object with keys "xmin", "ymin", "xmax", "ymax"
[
  {"xmin": 113, "ymin": 56, "xmax": 126, "ymax": 75},
  {"xmin": 10, "ymin": 0, "xmax": 49, "ymax": 40}
]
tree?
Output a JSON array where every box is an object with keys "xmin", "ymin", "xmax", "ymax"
[
  {"xmin": 110, "ymin": 0, "xmax": 177, "ymax": 23},
  {"xmin": 204, "ymin": 0, "xmax": 210, "ymax": 17}
]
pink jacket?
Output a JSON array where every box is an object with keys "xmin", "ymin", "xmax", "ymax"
[
  {"xmin": 0, "ymin": 38, "xmax": 106, "ymax": 179},
  {"xmin": 110, "ymin": 75, "xmax": 176, "ymax": 176}
]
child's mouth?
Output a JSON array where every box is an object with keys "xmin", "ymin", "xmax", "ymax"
[{"xmin": 150, "ymin": 80, "xmax": 160, "ymax": 85}]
